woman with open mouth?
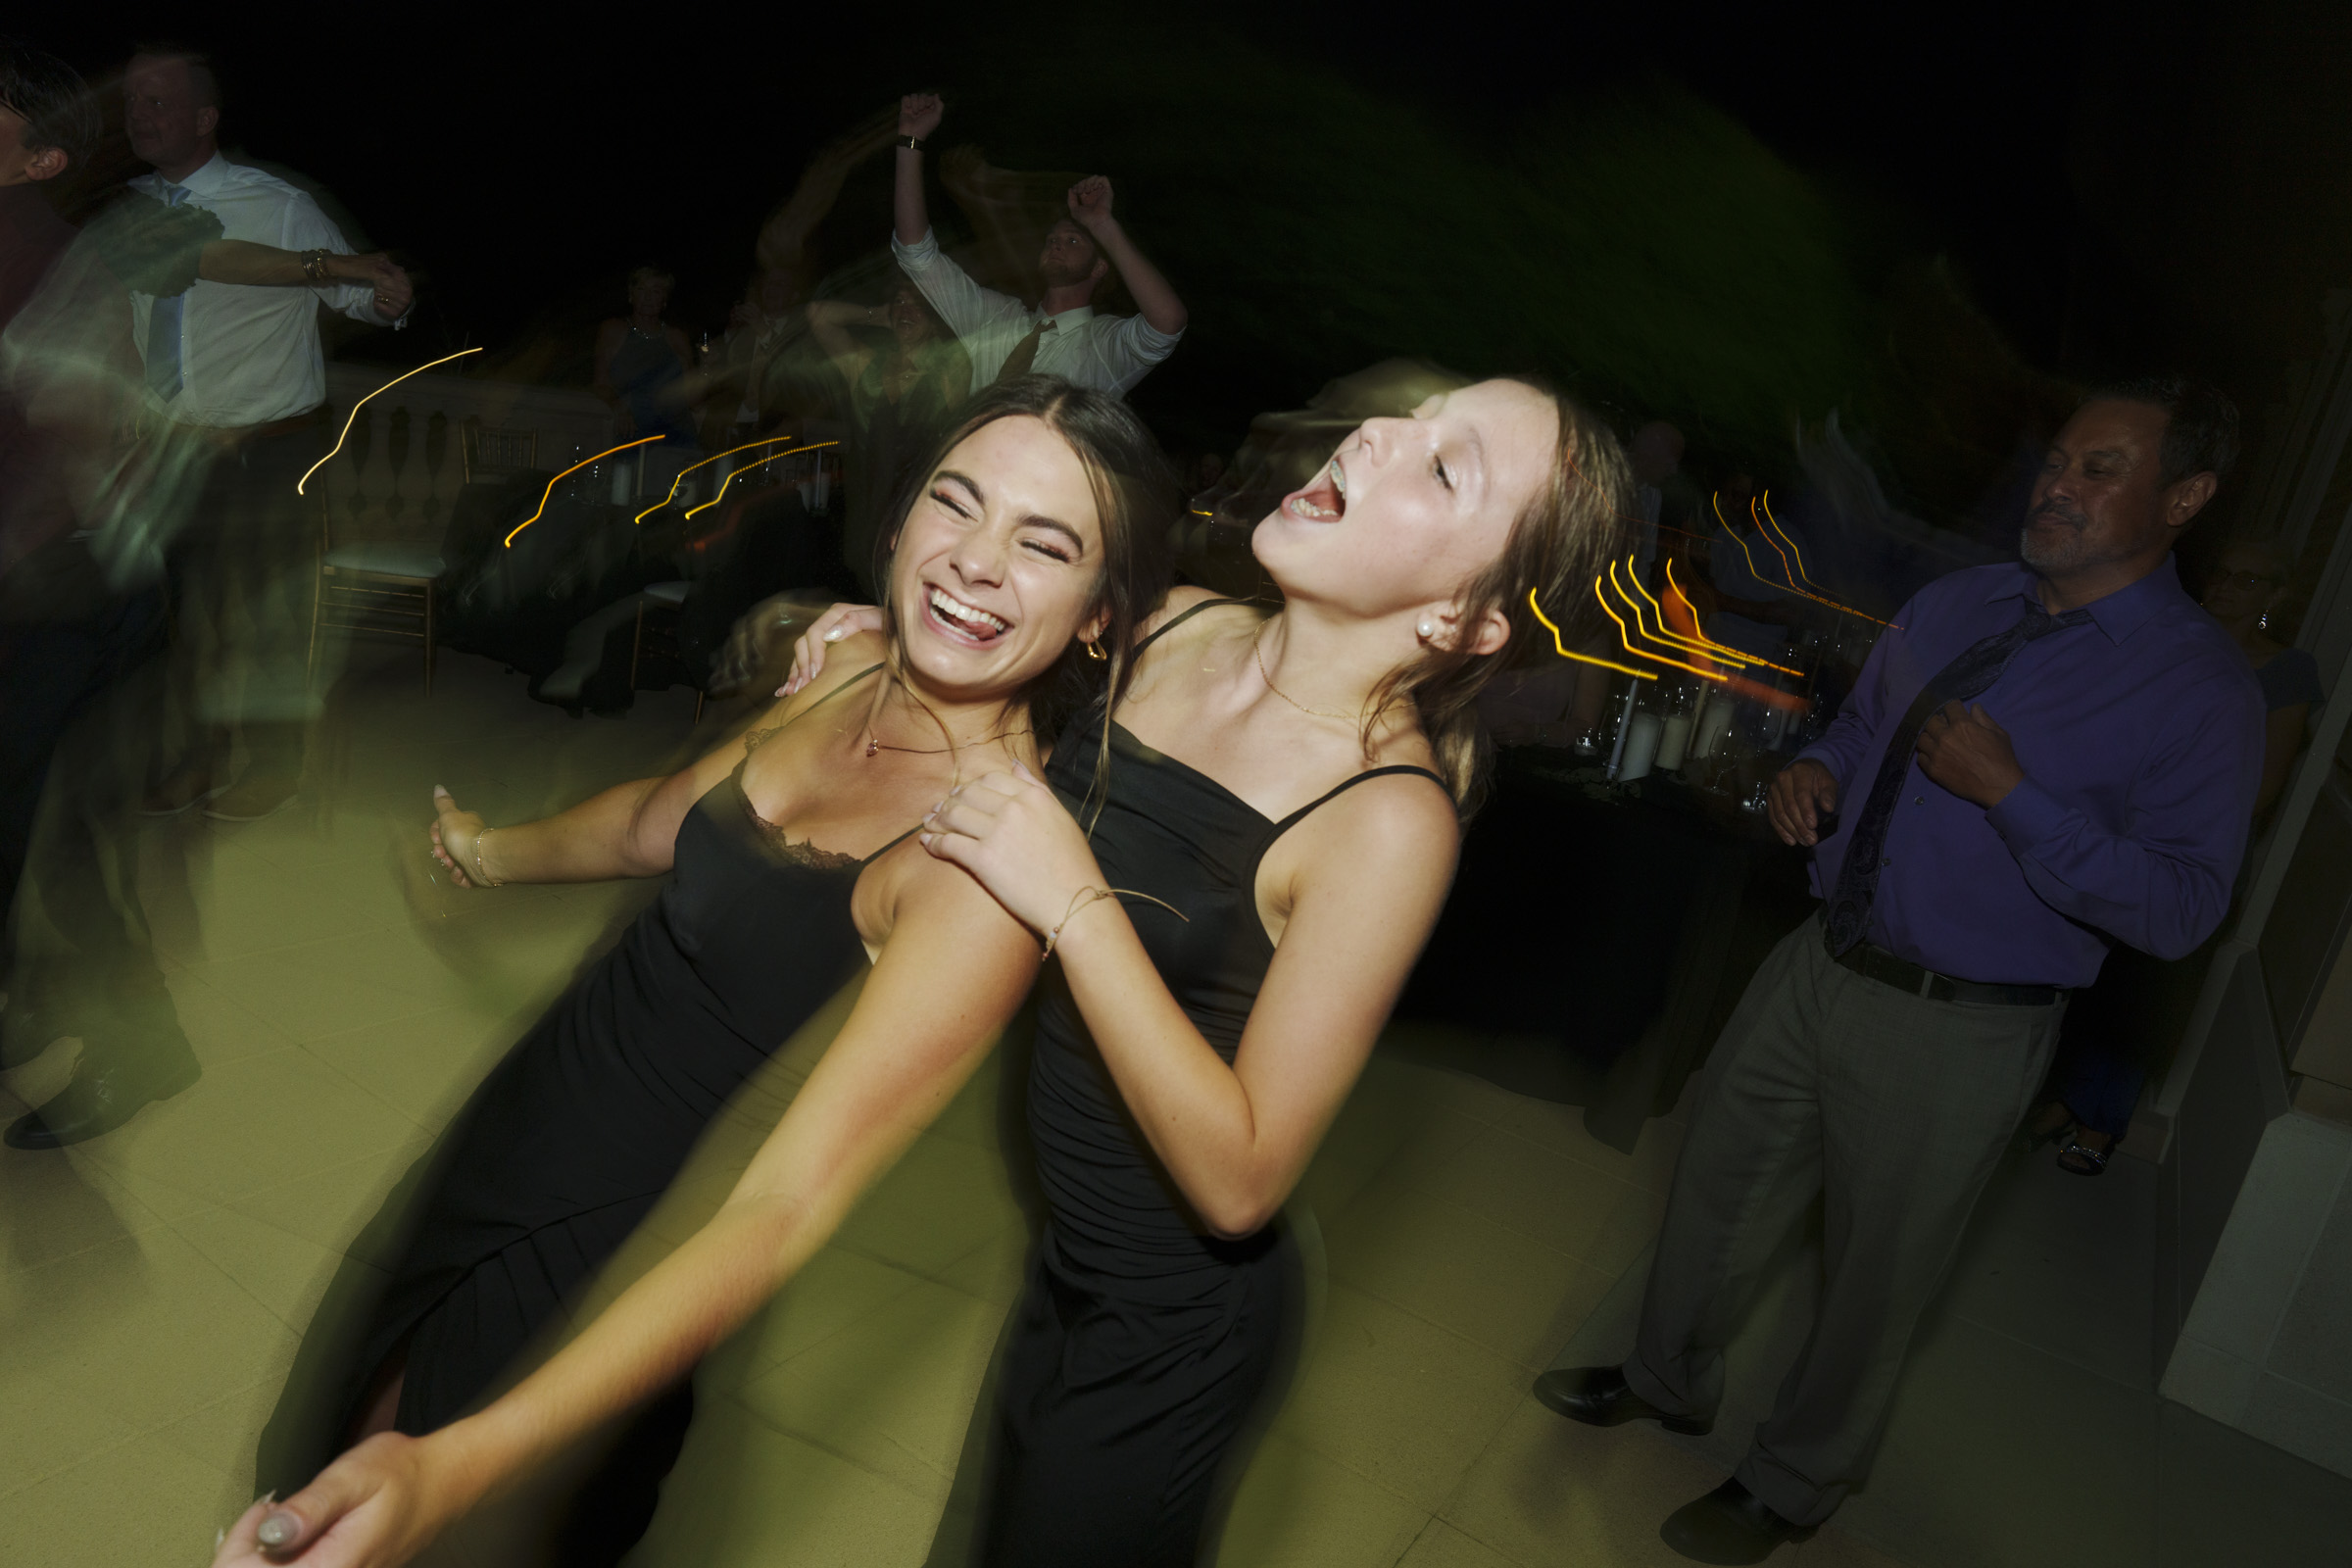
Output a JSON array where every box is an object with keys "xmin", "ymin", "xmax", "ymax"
[{"xmin": 219, "ymin": 373, "xmax": 1629, "ymax": 1568}]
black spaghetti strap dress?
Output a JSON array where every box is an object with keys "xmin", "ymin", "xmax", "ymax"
[
  {"xmin": 310, "ymin": 670, "xmax": 909, "ymax": 1552},
  {"xmin": 974, "ymin": 603, "xmax": 1446, "ymax": 1567}
]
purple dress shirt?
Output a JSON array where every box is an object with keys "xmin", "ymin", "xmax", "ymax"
[{"xmin": 1795, "ymin": 556, "xmax": 2264, "ymax": 987}]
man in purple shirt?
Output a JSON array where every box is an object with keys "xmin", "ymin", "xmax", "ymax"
[{"xmin": 1537, "ymin": 376, "xmax": 2263, "ymax": 1561}]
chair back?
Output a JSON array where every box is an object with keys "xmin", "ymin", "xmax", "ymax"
[{"xmin": 464, "ymin": 422, "xmax": 540, "ymax": 483}]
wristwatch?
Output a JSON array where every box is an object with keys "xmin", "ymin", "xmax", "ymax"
[
  {"xmin": 298, "ymin": 248, "xmax": 332, "ymax": 283},
  {"xmin": 896, "ymin": 134, "xmax": 923, "ymax": 151}
]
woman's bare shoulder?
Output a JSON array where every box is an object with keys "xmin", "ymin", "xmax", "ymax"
[{"xmin": 1137, "ymin": 586, "xmax": 1246, "ymax": 642}]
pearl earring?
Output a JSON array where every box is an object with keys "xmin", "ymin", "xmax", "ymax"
[{"xmin": 1417, "ymin": 619, "xmax": 1435, "ymax": 638}]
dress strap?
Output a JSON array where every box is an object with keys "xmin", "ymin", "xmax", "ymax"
[
  {"xmin": 1132, "ymin": 595, "xmax": 1263, "ymax": 661},
  {"xmin": 741, "ymin": 662, "xmax": 886, "ymax": 758},
  {"xmin": 859, "ymin": 823, "xmax": 924, "ymax": 866},
  {"xmin": 1267, "ymin": 763, "xmax": 1450, "ymax": 836}
]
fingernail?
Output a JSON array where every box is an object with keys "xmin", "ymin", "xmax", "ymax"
[
  {"xmin": 258, "ymin": 1511, "xmax": 300, "ymax": 1547},
  {"xmin": 824, "ymin": 627, "xmax": 845, "ymax": 641},
  {"xmin": 918, "ymin": 833, "xmax": 932, "ymax": 847}
]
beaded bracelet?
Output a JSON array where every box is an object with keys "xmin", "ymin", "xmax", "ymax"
[{"xmin": 1042, "ymin": 884, "xmax": 1186, "ymax": 958}]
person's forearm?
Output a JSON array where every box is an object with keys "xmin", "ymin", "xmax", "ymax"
[
  {"xmin": 1087, "ymin": 219, "xmax": 1186, "ymax": 334},
  {"xmin": 1053, "ymin": 906, "xmax": 1273, "ymax": 1235},
  {"xmin": 894, "ymin": 147, "xmax": 929, "ymax": 248},
  {"xmin": 476, "ymin": 777, "xmax": 673, "ymax": 884}
]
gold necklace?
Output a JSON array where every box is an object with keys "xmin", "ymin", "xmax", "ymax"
[
  {"xmin": 1251, "ymin": 623, "xmax": 1361, "ymax": 724},
  {"xmin": 862, "ymin": 726, "xmax": 1032, "ymax": 758}
]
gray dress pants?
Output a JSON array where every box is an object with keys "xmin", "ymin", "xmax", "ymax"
[{"xmin": 1623, "ymin": 914, "xmax": 2064, "ymax": 1526}]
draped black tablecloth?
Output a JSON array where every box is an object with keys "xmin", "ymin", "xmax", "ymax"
[{"xmin": 1393, "ymin": 749, "xmax": 1814, "ymax": 1152}]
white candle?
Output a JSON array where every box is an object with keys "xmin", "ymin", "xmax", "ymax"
[
  {"xmin": 1618, "ymin": 712, "xmax": 1663, "ymax": 782},
  {"xmin": 1690, "ymin": 694, "xmax": 1736, "ymax": 760},
  {"xmin": 1604, "ymin": 681, "xmax": 1641, "ymax": 777},
  {"xmin": 1656, "ymin": 712, "xmax": 1694, "ymax": 771}
]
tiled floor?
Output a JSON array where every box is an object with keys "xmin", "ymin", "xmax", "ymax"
[{"xmin": 4, "ymin": 645, "xmax": 2346, "ymax": 1566}]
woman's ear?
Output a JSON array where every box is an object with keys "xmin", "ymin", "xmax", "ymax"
[
  {"xmin": 1080, "ymin": 607, "xmax": 1112, "ymax": 648},
  {"xmin": 1424, "ymin": 602, "xmax": 1512, "ymax": 657},
  {"xmin": 1462, "ymin": 604, "xmax": 1511, "ymax": 658}
]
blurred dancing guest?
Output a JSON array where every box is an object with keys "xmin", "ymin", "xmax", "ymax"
[
  {"xmin": 807, "ymin": 279, "xmax": 968, "ymax": 593},
  {"xmin": 892, "ymin": 93, "xmax": 1185, "ymax": 399},
  {"xmin": 125, "ymin": 42, "xmax": 412, "ymax": 824},
  {"xmin": 593, "ymin": 264, "xmax": 698, "ymax": 446},
  {"xmin": 1539, "ymin": 377, "xmax": 2264, "ymax": 1561}
]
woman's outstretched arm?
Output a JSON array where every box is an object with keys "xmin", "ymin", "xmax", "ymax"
[
  {"xmin": 427, "ymin": 647, "xmax": 883, "ymax": 887},
  {"xmin": 212, "ymin": 846, "xmax": 1039, "ymax": 1568},
  {"xmin": 921, "ymin": 762, "xmax": 1458, "ymax": 1237}
]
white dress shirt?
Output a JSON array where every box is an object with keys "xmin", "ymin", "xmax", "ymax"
[
  {"xmin": 128, "ymin": 154, "xmax": 399, "ymax": 428},
  {"xmin": 891, "ymin": 228, "xmax": 1179, "ymax": 400}
]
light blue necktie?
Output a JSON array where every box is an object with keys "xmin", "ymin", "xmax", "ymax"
[{"xmin": 143, "ymin": 183, "xmax": 191, "ymax": 402}]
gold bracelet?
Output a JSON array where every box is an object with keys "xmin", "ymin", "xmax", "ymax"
[
  {"xmin": 1041, "ymin": 884, "xmax": 1186, "ymax": 958},
  {"xmin": 471, "ymin": 826, "xmax": 505, "ymax": 888}
]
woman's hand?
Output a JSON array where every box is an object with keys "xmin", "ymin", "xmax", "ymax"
[
  {"xmin": 918, "ymin": 764, "xmax": 1103, "ymax": 939},
  {"xmin": 780, "ymin": 603, "xmax": 888, "ymax": 697},
  {"xmin": 428, "ymin": 786, "xmax": 491, "ymax": 889},
  {"xmin": 209, "ymin": 1432, "xmax": 458, "ymax": 1568}
]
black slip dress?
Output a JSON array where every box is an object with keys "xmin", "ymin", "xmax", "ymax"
[
  {"xmin": 330, "ymin": 668, "xmax": 908, "ymax": 1552},
  {"xmin": 976, "ymin": 602, "xmax": 1447, "ymax": 1567}
]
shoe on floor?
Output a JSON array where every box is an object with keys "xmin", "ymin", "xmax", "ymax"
[
  {"xmin": 1660, "ymin": 1478, "xmax": 1817, "ymax": 1564},
  {"xmin": 203, "ymin": 777, "xmax": 300, "ymax": 822},
  {"xmin": 1532, "ymin": 1364, "xmax": 1714, "ymax": 1436},
  {"xmin": 140, "ymin": 769, "xmax": 223, "ymax": 815},
  {"xmin": 4, "ymin": 1046, "xmax": 201, "ymax": 1150}
]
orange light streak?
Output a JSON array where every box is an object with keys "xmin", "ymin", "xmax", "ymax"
[
  {"xmin": 1710, "ymin": 492, "xmax": 1898, "ymax": 630},
  {"xmin": 1625, "ymin": 558, "xmax": 1803, "ymax": 677},
  {"xmin": 504, "ymin": 436, "xmax": 667, "ymax": 547},
  {"xmin": 1527, "ymin": 588, "xmax": 1656, "ymax": 680},
  {"xmin": 681, "ymin": 440, "xmax": 838, "ymax": 520},
  {"xmin": 297, "ymin": 348, "xmax": 484, "ymax": 494},
  {"xmin": 1756, "ymin": 492, "xmax": 1825, "ymax": 593},
  {"xmin": 633, "ymin": 435, "xmax": 810, "ymax": 524}
]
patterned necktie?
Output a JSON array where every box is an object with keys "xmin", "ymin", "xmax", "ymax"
[
  {"xmin": 1821, "ymin": 601, "xmax": 2092, "ymax": 956},
  {"xmin": 144, "ymin": 183, "xmax": 191, "ymax": 402},
  {"xmin": 992, "ymin": 317, "xmax": 1055, "ymax": 386}
]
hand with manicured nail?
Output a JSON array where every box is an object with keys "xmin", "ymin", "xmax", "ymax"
[
  {"xmin": 208, "ymin": 1429, "xmax": 469, "ymax": 1566},
  {"xmin": 778, "ymin": 602, "xmax": 887, "ymax": 696}
]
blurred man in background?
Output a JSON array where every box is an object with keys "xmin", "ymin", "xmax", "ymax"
[{"xmin": 123, "ymin": 41, "xmax": 412, "ymax": 823}]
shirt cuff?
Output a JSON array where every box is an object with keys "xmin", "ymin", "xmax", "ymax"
[
  {"xmin": 891, "ymin": 227, "xmax": 941, "ymax": 270},
  {"xmin": 1984, "ymin": 775, "xmax": 2073, "ymax": 856}
]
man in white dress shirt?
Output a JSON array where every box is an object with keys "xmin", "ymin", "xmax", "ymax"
[
  {"xmin": 890, "ymin": 93, "xmax": 1185, "ymax": 400},
  {"xmin": 124, "ymin": 45, "xmax": 412, "ymax": 822}
]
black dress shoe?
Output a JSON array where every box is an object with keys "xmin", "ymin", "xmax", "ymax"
[
  {"xmin": 5, "ymin": 1049, "xmax": 201, "ymax": 1150},
  {"xmin": 1660, "ymin": 1478, "xmax": 1816, "ymax": 1564},
  {"xmin": 1531, "ymin": 1364, "xmax": 1713, "ymax": 1436}
]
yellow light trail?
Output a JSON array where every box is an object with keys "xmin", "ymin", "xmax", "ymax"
[
  {"xmin": 1622, "ymin": 557, "xmax": 1803, "ymax": 677},
  {"xmin": 682, "ymin": 441, "xmax": 839, "ymax": 520},
  {"xmin": 1756, "ymin": 492, "xmax": 1825, "ymax": 593},
  {"xmin": 1527, "ymin": 587, "xmax": 1656, "ymax": 680},
  {"xmin": 297, "ymin": 347, "xmax": 484, "ymax": 495},
  {"xmin": 1711, "ymin": 493, "xmax": 1898, "ymax": 629},
  {"xmin": 633, "ymin": 435, "xmax": 813, "ymax": 524},
  {"xmin": 1593, "ymin": 575, "xmax": 1730, "ymax": 685},
  {"xmin": 504, "ymin": 436, "xmax": 667, "ymax": 548}
]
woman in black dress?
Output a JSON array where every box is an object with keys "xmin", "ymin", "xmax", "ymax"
[{"xmin": 218, "ymin": 375, "xmax": 1628, "ymax": 1568}]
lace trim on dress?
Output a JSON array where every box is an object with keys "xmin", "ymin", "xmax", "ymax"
[{"xmin": 732, "ymin": 782, "xmax": 865, "ymax": 873}]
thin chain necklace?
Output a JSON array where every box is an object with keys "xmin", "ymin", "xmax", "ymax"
[
  {"xmin": 1251, "ymin": 622, "xmax": 1364, "ymax": 724},
  {"xmin": 862, "ymin": 725, "xmax": 1032, "ymax": 758}
]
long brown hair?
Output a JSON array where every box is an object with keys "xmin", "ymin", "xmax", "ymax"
[
  {"xmin": 1365, "ymin": 376, "xmax": 1633, "ymax": 816},
  {"xmin": 868, "ymin": 375, "xmax": 1175, "ymax": 786}
]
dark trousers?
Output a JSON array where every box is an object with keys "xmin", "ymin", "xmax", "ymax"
[
  {"xmin": 1625, "ymin": 916, "xmax": 2063, "ymax": 1525},
  {"xmin": 0, "ymin": 539, "xmax": 186, "ymax": 1062}
]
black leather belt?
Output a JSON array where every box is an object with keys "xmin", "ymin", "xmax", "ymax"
[{"xmin": 1831, "ymin": 940, "xmax": 2063, "ymax": 1006}]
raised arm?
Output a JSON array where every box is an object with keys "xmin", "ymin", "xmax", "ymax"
[
  {"xmin": 214, "ymin": 851, "xmax": 1041, "ymax": 1568},
  {"xmin": 805, "ymin": 298, "xmax": 885, "ymax": 378},
  {"xmin": 893, "ymin": 93, "xmax": 944, "ymax": 247},
  {"xmin": 756, "ymin": 108, "xmax": 898, "ymax": 276},
  {"xmin": 921, "ymin": 763, "xmax": 1457, "ymax": 1236},
  {"xmin": 1066, "ymin": 177, "xmax": 1186, "ymax": 335}
]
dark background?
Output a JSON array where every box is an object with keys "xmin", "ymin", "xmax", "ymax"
[{"xmin": 31, "ymin": 0, "xmax": 2352, "ymax": 542}]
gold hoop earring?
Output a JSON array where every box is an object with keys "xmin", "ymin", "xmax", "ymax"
[{"xmin": 1083, "ymin": 638, "xmax": 1107, "ymax": 662}]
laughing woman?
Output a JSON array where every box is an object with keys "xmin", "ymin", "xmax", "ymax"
[{"xmin": 241, "ymin": 376, "xmax": 1173, "ymax": 1561}]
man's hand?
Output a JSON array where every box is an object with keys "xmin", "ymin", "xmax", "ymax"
[
  {"xmin": 1767, "ymin": 758, "xmax": 1838, "ymax": 847},
  {"xmin": 899, "ymin": 93, "xmax": 944, "ymax": 141},
  {"xmin": 1915, "ymin": 701, "xmax": 2023, "ymax": 808},
  {"xmin": 370, "ymin": 263, "xmax": 415, "ymax": 323},
  {"xmin": 1067, "ymin": 176, "xmax": 1115, "ymax": 233}
]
